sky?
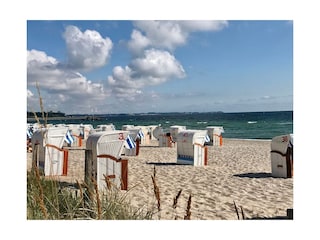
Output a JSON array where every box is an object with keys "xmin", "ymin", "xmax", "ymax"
[{"xmin": 27, "ymin": 20, "xmax": 293, "ymax": 114}]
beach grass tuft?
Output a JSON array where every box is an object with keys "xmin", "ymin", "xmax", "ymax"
[{"xmin": 27, "ymin": 166, "xmax": 154, "ymax": 219}]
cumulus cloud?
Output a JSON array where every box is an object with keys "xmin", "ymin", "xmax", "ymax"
[
  {"xmin": 63, "ymin": 25, "xmax": 113, "ymax": 71},
  {"xmin": 128, "ymin": 20, "xmax": 228, "ymax": 53},
  {"xmin": 130, "ymin": 49, "xmax": 186, "ymax": 80},
  {"xmin": 127, "ymin": 29, "xmax": 151, "ymax": 56},
  {"xmin": 107, "ymin": 48, "xmax": 185, "ymax": 100},
  {"xmin": 27, "ymin": 49, "xmax": 110, "ymax": 113},
  {"xmin": 130, "ymin": 21, "xmax": 187, "ymax": 52},
  {"xmin": 27, "ymin": 25, "xmax": 115, "ymax": 113}
]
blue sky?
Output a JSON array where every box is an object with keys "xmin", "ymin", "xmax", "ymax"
[{"xmin": 27, "ymin": 20, "xmax": 293, "ymax": 114}]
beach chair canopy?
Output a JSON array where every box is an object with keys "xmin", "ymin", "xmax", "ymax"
[
  {"xmin": 271, "ymin": 134, "xmax": 293, "ymax": 155},
  {"xmin": 86, "ymin": 130, "xmax": 130, "ymax": 158},
  {"xmin": 177, "ymin": 130, "xmax": 209, "ymax": 145}
]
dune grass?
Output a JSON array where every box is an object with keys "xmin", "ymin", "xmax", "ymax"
[
  {"xmin": 27, "ymin": 165, "xmax": 155, "ymax": 220},
  {"xmin": 27, "ymin": 164, "xmax": 196, "ymax": 220}
]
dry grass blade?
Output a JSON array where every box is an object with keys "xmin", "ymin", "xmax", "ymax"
[
  {"xmin": 233, "ymin": 201, "xmax": 240, "ymax": 220},
  {"xmin": 91, "ymin": 177, "xmax": 101, "ymax": 219},
  {"xmin": 82, "ymin": 180, "xmax": 94, "ymax": 203},
  {"xmin": 35, "ymin": 81, "xmax": 48, "ymax": 127},
  {"xmin": 103, "ymin": 174, "xmax": 112, "ymax": 190},
  {"xmin": 172, "ymin": 189, "xmax": 182, "ymax": 209},
  {"xmin": 151, "ymin": 175, "xmax": 161, "ymax": 212},
  {"xmin": 36, "ymin": 82, "xmax": 45, "ymax": 125},
  {"xmin": 184, "ymin": 194, "xmax": 192, "ymax": 220},
  {"xmin": 76, "ymin": 180, "xmax": 84, "ymax": 208},
  {"xmin": 151, "ymin": 166, "xmax": 161, "ymax": 212},
  {"xmin": 33, "ymin": 164, "xmax": 48, "ymax": 219},
  {"xmin": 153, "ymin": 165, "xmax": 156, "ymax": 179},
  {"xmin": 76, "ymin": 180, "xmax": 83, "ymax": 197},
  {"xmin": 240, "ymin": 206, "xmax": 245, "ymax": 220}
]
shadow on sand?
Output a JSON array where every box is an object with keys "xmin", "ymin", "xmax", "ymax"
[
  {"xmin": 247, "ymin": 208, "xmax": 293, "ymax": 220},
  {"xmin": 233, "ymin": 172, "xmax": 273, "ymax": 179},
  {"xmin": 146, "ymin": 162, "xmax": 188, "ymax": 166}
]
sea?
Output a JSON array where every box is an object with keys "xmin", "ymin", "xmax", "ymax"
[{"xmin": 31, "ymin": 111, "xmax": 293, "ymax": 140}]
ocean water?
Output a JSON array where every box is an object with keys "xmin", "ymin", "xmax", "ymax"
[{"xmin": 36, "ymin": 111, "xmax": 293, "ymax": 140}]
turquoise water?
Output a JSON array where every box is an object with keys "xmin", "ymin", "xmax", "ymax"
[{"xmin": 30, "ymin": 111, "xmax": 293, "ymax": 140}]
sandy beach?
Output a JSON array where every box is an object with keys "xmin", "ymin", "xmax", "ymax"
[{"xmin": 26, "ymin": 138, "xmax": 293, "ymax": 220}]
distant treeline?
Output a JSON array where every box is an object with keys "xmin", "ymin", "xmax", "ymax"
[{"xmin": 27, "ymin": 111, "xmax": 66, "ymax": 118}]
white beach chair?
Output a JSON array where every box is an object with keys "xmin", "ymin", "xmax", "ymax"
[
  {"xmin": 176, "ymin": 130, "xmax": 209, "ymax": 166},
  {"xmin": 206, "ymin": 126, "xmax": 224, "ymax": 146},
  {"xmin": 31, "ymin": 126, "xmax": 69, "ymax": 176},
  {"xmin": 85, "ymin": 130, "xmax": 130, "ymax": 191},
  {"xmin": 270, "ymin": 134, "xmax": 293, "ymax": 178}
]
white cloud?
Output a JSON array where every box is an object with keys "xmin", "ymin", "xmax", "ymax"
[
  {"xmin": 127, "ymin": 29, "xmax": 151, "ymax": 56},
  {"xmin": 27, "ymin": 49, "xmax": 110, "ymax": 113},
  {"xmin": 132, "ymin": 20, "xmax": 187, "ymax": 51},
  {"xmin": 130, "ymin": 49, "xmax": 186, "ymax": 79},
  {"xmin": 178, "ymin": 20, "xmax": 228, "ymax": 32},
  {"xmin": 129, "ymin": 20, "xmax": 228, "ymax": 52},
  {"xmin": 107, "ymin": 49, "xmax": 185, "ymax": 100},
  {"xmin": 28, "ymin": 49, "xmax": 58, "ymax": 65},
  {"xmin": 63, "ymin": 25, "xmax": 113, "ymax": 71}
]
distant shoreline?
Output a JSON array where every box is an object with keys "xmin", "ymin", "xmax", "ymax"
[
  {"xmin": 27, "ymin": 110, "xmax": 293, "ymax": 122},
  {"xmin": 27, "ymin": 116, "xmax": 103, "ymax": 122}
]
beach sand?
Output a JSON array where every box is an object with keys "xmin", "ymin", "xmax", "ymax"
[{"xmin": 26, "ymin": 138, "xmax": 293, "ymax": 220}]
